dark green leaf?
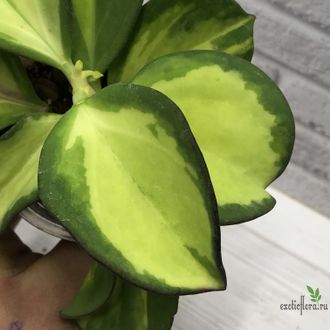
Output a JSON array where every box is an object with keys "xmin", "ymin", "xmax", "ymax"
[
  {"xmin": 315, "ymin": 288, "xmax": 320, "ymax": 297},
  {"xmin": 133, "ymin": 51, "xmax": 294, "ymax": 225},
  {"xmin": 108, "ymin": 0, "xmax": 255, "ymax": 83},
  {"xmin": 71, "ymin": 0, "xmax": 143, "ymax": 72},
  {"xmin": 0, "ymin": 0, "xmax": 71, "ymax": 70},
  {"xmin": 39, "ymin": 83, "xmax": 226, "ymax": 294},
  {"xmin": 307, "ymin": 286, "xmax": 314, "ymax": 295},
  {"xmin": 61, "ymin": 262, "xmax": 116, "ymax": 319},
  {"xmin": 77, "ymin": 278, "xmax": 178, "ymax": 330},
  {"xmin": 0, "ymin": 114, "xmax": 60, "ymax": 232},
  {"xmin": 0, "ymin": 51, "xmax": 46, "ymax": 130}
]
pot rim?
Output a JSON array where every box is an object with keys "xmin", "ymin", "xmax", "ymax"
[{"xmin": 19, "ymin": 203, "xmax": 74, "ymax": 241}]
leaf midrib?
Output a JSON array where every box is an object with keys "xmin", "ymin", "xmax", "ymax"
[
  {"xmin": 80, "ymin": 118, "xmax": 211, "ymax": 270},
  {"xmin": 191, "ymin": 16, "xmax": 254, "ymax": 49},
  {"xmin": 106, "ymin": 125, "xmax": 187, "ymax": 169},
  {"xmin": 0, "ymin": 92, "xmax": 45, "ymax": 111}
]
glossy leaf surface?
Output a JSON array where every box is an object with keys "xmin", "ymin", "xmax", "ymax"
[
  {"xmin": 0, "ymin": 0, "xmax": 71, "ymax": 69},
  {"xmin": 62, "ymin": 262, "xmax": 115, "ymax": 319},
  {"xmin": 0, "ymin": 51, "xmax": 46, "ymax": 130},
  {"xmin": 0, "ymin": 114, "xmax": 60, "ymax": 232},
  {"xmin": 71, "ymin": 0, "xmax": 143, "ymax": 72},
  {"xmin": 133, "ymin": 51, "xmax": 295, "ymax": 224},
  {"xmin": 39, "ymin": 83, "xmax": 225, "ymax": 294},
  {"xmin": 109, "ymin": 0, "xmax": 254, "ymax": 83},
  {"xmin": 77, "ymin": 277, "xmax": 178, "ymax": 330}
]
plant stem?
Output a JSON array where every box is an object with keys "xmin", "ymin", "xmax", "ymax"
[{"xmin": 62, "ymin": 60, "xmax": 103, "ymax": 105}]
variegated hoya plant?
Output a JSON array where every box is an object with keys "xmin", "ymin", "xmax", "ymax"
[{"xmin": 0, "ymin": 0, "xmax": 294, "ymax": 328}]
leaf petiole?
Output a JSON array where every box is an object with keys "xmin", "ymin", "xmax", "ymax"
[{"xmin": 63, "ymin": 60, "xmax": 103, "ymax": 105}]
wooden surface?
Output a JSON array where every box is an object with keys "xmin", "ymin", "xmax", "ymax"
[{"xmin": 173, "ymin": 189, "xmax": 330, "ymax": 329}]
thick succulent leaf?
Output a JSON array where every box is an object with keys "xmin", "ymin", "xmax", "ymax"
[
  {"xmin": 133, "ymin": 51, "xmax": 295, "ymax": 225},
  {"xmin": 0, "ymin": 51, "xmax": 46, "ymax": 130},
  {"xmin": 108, "ymin": 0, "xmax": 254, "ymax": 83},
  {"xmin": 39, "ymin": 83, "xmax": 225, "ymax": 294},
  {"xmin": 0, "ymin": 114, "xmax": 60, "ymax": 232},
  {"xmin": 71, "ymin": 0, "xmax": 143, "ymax": 73},
  {"xmin": 77, "ymin": 278, "xmax": 178, "ymax": 330},
  {"xmin": 0, "ymin": 0, "xmax": 71, "ymax": 69},
  {"xmin": 61, "ymin": 262, "xmax": 115, "ymax": 319}
]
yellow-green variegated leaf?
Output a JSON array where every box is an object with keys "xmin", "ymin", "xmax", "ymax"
[
  {"xmin": 71, "ymin": 0, "xmax": 143, "ymax": 73},
  {"xmin": 133, "ymin": 51, "xmax": 295, "ymax": 225},
  {"xmin": 39, "ymin": 83, "xmax": 226, "ymax": 294},
  {"xmin": 0, "ymin": 51, "xmax": 46, "ymax": 130},
  {"xmin": 108, "ymin": 0, "xmax": 255, "ymax": 83},
  {"xmin": 77, "ymin": 277, "xmax": 178, "ymax": 330},
  {"xmin": 0, "ymin": 114, "xmax": 60, "ymax": 232},
  {"xmin": 61, "ymin": 262, "xmax": 115, "ymax": 319},
  {"xmin": 0, "ymin": 0, "xmax": 71, "ymax": 70}
]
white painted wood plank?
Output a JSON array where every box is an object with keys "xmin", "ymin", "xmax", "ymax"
[
  {"xmin": 265, "ymin": 0, "xmax": 330, "ymax": 33},
  {"xmin": 273, "ymin": 164, "xmax": 330, "ymax": 218},
  {"xmin": 239, "ymin": 0, "xmax": 330, "ymax": 87},
  {"xmin": 173, "ymin": 190, "xmax": 330, "ymax": 330},
  {"xmin": 292, "ymin": 124, "xmax": 330, "ymax": 182}
]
